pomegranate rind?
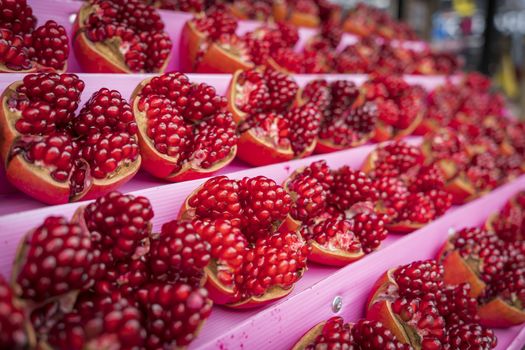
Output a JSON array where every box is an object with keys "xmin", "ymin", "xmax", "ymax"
[
  {"xmin": 478, "ymin": 297, "xmax": 525, "ymax": 328},
  {"xmin": 236, "ymin": 128, "xmax": 294, "ymax": 166},
  {"xmin": 444, "ymin": 176, "xmax": 476, "ymax": 205},
  {"xmin": 180, "ymin": 21, "xmax": 206, "ymax": 72},
  {"xmin": 437, "ymin": 241, "xmax": 486, "ymax": 298},
  {"xmin": 73, "ymin": 3, "xmax": 170, "ymax": 74},
  {"xmin": 343, "ymin": 20, "xmax": 372, "ymax": 37},
  {"xmin": 308, "ymin": 241, "xmax": 365, "ymax": 266},
  {"xmin": 315, "ymin": 138, "xmax": 369, "ymax": 154},
  {"xmin": 272, "ymin": 1, "xmax": 288, "ymax": 22},
  {"xmin": 226, "ymin": 70, "xmax": 251, "ymax": 124},
  {"xmin": 386, "ymin": 221, "xmax": 425, "ymax": 234},
  {"xmin": 290, "ymin": 321, "xmax": 327, "ymax": 350},
  {"xmin": 288, "ymin": 12, "xmax": 320, "ymax": 28},
  {"xmin": 202, "ymin": 264, "xmax": 238, "ymax": 305},
  {"xmin": 366, "ymin": 270, "xmax": 412, "ymax": 345},
  {"xmin": 226, "ymin": 284, "xmax": 296, "ymax": 309},
  {"xmin": 195, "ymin": 41, "xmax": 254, "ymax": 74}
]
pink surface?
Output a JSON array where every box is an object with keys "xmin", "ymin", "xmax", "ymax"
[
  {"xmin": 27, "ymin": 0, "xmax": 427, "ymax": 73},
  {"xmin": 0, "ymin": 135, "xmax": 524, "ymax": 348},
  {"xmin": 0, "ymin": 71, "xmax": 451, "ymax": 211}
]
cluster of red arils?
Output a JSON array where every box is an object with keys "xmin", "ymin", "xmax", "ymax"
[
  {"xmin": 0, "ymin": 0, "xmax": 69, "ymax": 73},
  {"xmin": 335, "ymin": 38, "xmax": 460, "ymax": 76},
  {"xmin": 0, "ymin": 191, "xmax": 213, "ymax": 349},
  {"xmin": 363, "ymin": 141, "xmax": 453, "ymax": 233},
  {"xmin": 0, "ymin": 73, "xmax": 141, "ymax": 204},
  {"xmin": 227, "ymin": 67, "xmax": 321, "ymax": 165},
  {"xmin": 73, "ymin": 0, "xmax": 173, "ymax": 73},
  {"xmin": 343, "ymin": 2, "xmax": 418, "ymax": 41},
  {"xmin": 130, "ymin": 71, "xmax": 238, "ymax": 181},
  {"xmin": 283, "ymin": 160, "xmax": 388, "ymax": 266},
  {"xmin": 440, "ymin": 191, "xmax": 525, "ymax": 328},
  {"xmin": 292, "ymin": 316, "xmax": 412, "ymax": 350},
  {"xmin": 367, "ymin": 259, "xmax": 497, "ymax": 349}
]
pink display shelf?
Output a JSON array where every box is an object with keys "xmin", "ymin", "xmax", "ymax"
[
  {"xmin": 27, "ymin": 0, "xmax": 427, "ymax": 73},
  {"xmin": 0, "ymin": 134, "xmax": 524, "ymax": 349},
  {"xmin": 0, "ymin": 72, "xmax": 452, "ymax": 212}
]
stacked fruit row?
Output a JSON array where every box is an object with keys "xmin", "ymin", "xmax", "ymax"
[
  {"xmin": 181, "ymin": 9, "xmax": 458, "ymax": 75},
  {"xmin": 293, "ymin": 190, "xmax": 525, "ymax": 349},
  {"xmin": 1, "ymin": 0, "xmax": 454, "ymax": 76},
  {"xmin": 2, "ymin": 136, "xmax": 524, "ymax": 349}
]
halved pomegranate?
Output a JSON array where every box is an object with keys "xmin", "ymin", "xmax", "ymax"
[
  {"xmin": 130, "ymin": 72, "xmax": 238, "ymax": 182},
  {"xmin": 180, "ymin": 10, "xmax": 254, "ymax": 73},
  {"xmin": 298, "ymin": 80, "xmax": 377, "ymax": 154},
  {"xmin": 179, "ymin": 175, "xmax": 309, "ymax": 308},
  {"xmin": 228, "ymin": 0, "xmax": 272, "ymax": 21},
  {"xmin": 291, "ymin": 317, "xmax": 411, "ymax": 350},
  {"xmin": 342, "ymin": 3, "xmax": 378, "ymax": 37},
  {"xmin": 73, "ymin": 0, "xmax": 172, "ymax": 73},
  {"xmin": 367, "ymin": 259, "xmax": 497, "ymax": 349},
  {"xmin": 356, "ymin": 76, "xmax": 423, "ymax": 141},
  {"xmin": 438, "ymin": 228, "xmax": 506, "ymax": 298},
  {"xmin": 0, "ymin": 73, "xmax": 140, "ymax": 204},
  {"xmin": 286, "ymin": 0, "xmax": 320, "ymax": 28},
  {"xmin": 486, "ymin": 191, "xmax": 525, "ymax": 242},
  {"xmin": 0, "ymin": 0, "xmax": 69, "ymax": 73},
  {"xmin": 283, "ymin": 160, "xmax": 388, "ymax": 265},
  {"xmin": 363, "ymin": 141, "xmax": 452, "ymax": 232},
  {"xmin": 227, "ymin": 68, "xmax": 321, "ymax": 165}
]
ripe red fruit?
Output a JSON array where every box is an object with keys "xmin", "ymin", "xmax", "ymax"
[
  {"xmin": 0, "ymin": 275, "xmax": 31, "ymax": 349},
  {"xmin": 329, "ymin": 166, "xmax": 378, "ymax": 211},
  {"xmin": 73, "ymin": 0, "xmax": 172, "ymax": 73},
  {"xmin": 362, "ymin": 141, "xmax": 424, "ymax": 180},
  {"xmin": 149, "ymin": 220, "xmax": 211, "ymax": 282},
  {"xmin": 228, "ymin": 68, "xmax": 321, "ymax": 165},
  {"xmin": 137, "ymin": 282, "xmax": 212, "ymax": 348},
  {"xmin": 12, "ymin": 216, "xmax": 97, "ymax": 303},
  {"xmin": 447, "ymin": 323, "xmax": 497, "ymax": 349},
  {"xmin": 181, "ymin": 9, "xmax": 254, "ymax": 73},
  {"xmin": 291, "ymin": 317, "xmax": 411, "ymax": 350},
  {"xmin": 357, "ymin": 75, "xmax": 424, "ymax": 141},
  {"xmin": 180, "ymin": 175, "xmax": 307, "ymax": 307},
  {"xmin": 0, "ymin": 0, "xmax": 69, "ymax": 73},
  {"xmin": 131, "ymin": 72, "xmax": 237, "ymax": 181},
  {"xmin": 0, "ymin": 73, "xmax": 141, "ymax": 204},
  {"xmin": 46, "ymin": 296, "xmax": 147, "ymax": 350},
  {"xmin": 366, "ymin": 260, "xmax": 494, "ymax": 349}
]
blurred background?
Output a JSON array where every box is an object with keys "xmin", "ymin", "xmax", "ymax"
[{"xmin": 330, "ymin": 0, "xmax": 525, "ymax": 117}]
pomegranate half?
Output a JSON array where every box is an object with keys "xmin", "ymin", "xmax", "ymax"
[{"xmin": 130, "ymin": 72, "xmax": 238, "ymax": 182}]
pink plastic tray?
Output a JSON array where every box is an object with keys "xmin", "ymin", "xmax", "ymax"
[
  {"xmin": 0, "ymin": 72, "xmax": 451, "ymax": 212},
  {"xmin": 27, "ymin": 0, "xmax": 427, "ymax": 73},
  {"xmin": 0, "ymin": 135, "xmax": 524, "ymax": 349}
]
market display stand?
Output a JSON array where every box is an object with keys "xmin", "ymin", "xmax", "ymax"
[{"xmin": 0, "ymin": 1, "xmax": 522, "ymax": 349}]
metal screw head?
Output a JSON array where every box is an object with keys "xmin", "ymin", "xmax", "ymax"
[{"xmin": 332, "ymin": 296, "xmax": 343, "ymax": 313}]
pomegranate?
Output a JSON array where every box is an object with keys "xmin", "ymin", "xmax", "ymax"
[
  {"xmin": 367, "ymin": 259, "xmax": 496, "ymax": 349},
  {"xmin": 179, "ymin": 175, "xmax": 310, "ymax": 308},
  {"xmin": 229, "ymin": 0, "xmax": 272, "ymax": 21},
  {"xmin": 486, "ymin": 191, "xmax": 525, "ymax": 243},
  {"xmin": 283, "ymin": 161, "xmax": 388, "ymax": 265},
  {"xmin": 0, "ymin": 73, "xmax": 141, "ymax": 204},
  {"xmin": 11, "ymin": 216, "xmax": 97, "ymax": 304},
  {"xmin": 227, "ymin": 68, "xmax": 321, "ymax": 165},
  {"xmin": 291, "ymin": 317, "xmax": 411, "ymax": 350},
  {"xmin": 73, "ymin": 0, "xmax": 172, "ymax": 73},
  {"xmin": 131, "ymin": 72, "xmax": 238, "ymax": 181},
  {"xmin": 438, "ymin": 228, "xmax": 506, "ymax": 298},
  {"xmin": 180, "ymin": 9, "xmax": 254, "ymax": 73},
  {"xmin": 0, "ymin": 1, "xmax": 69, "ymax": 73},
  {"xmin": 357, "ymin": 75, "xmax": 424, "ymax": 141},
  {"xmin": 299, "ymin": 79, "xmax": 378, "ymax": 153},
  {"xmin": 153, "ymin": 0, "xmax": 205, "ymax": 12},
  {"xmin": 0, "ymin": 275, "xmax": 34, "ymax": 349},
  {"xmin": 362, "ymin": 141, "xmax": 424, "ymax": 180},
  {"xmin": 285, "ymin": 0, "xmax": 320, "ymax": 28}
]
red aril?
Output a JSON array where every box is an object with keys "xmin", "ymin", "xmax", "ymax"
[{"xmin": 131, "ymin": 72, "xmax": 238, "ymax": 181}]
